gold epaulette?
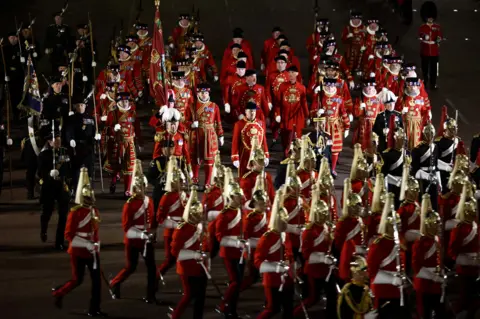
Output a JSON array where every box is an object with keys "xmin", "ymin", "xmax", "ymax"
[
  {"xmin": 264, "ymin": 230, "xmax": 273, "ymax": 237},
  {"xmin": 305, "ymin": 222, "xmax": 314, "ymax": 230},
  {"xmin": 242, "ymin": 171, "xmax": 253, "ymax": 179},
  {"xmin": 177, "ymin": 221, "xmax": 186, "ymax": 229},
  {"xmin": 434, "ymin": 136, "xmax": 442, "ymax": 142},
  {"xmin": 280, "ymin": 158, "xmax": 290, "ymax": 165},
  {"xmin": 340, "ymin": 282, "xmax": 351, "ymax": 294},
  {"xmin": 474, "ymin": 133, "xmax": 480, "ymax": 138},
  {"xmin": 382, "ymin": 148, "xmax": 391, "ymax": 153},
  {"xmin": 70, "ymin": 205, "xmax": 82, "ymax": 212},
  {"xmin": 373, "ymin": 236, "xmax": 383, "ymax": 245},
  {"xmin": 440, "ymin": 191, "xmax": 452, "ymax": 199}
]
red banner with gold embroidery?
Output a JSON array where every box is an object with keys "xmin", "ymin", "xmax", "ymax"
[{"xmin": 149, "ymin": 1, "xmax": 169, "ymax": 107}]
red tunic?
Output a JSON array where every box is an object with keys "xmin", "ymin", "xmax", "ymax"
[
  {"xmin": 119, "ymin": 59, "xmax": 143, "ymax": 98},
  {"xmin": 192, "ymin": 45, "xmax": 218, "ymax": 83},
  {"xmin": 297, "ymin": 170, "xmax": 317, "ymax": 201},
  {"xmin": 122, "ymin": 196, "xmax": 156, "ymax": 248},
  {"xmin": 364, "ymin": 214, "xmax": 382, "ymax": 246},
  {"xmin": 171, "ymin": 222, "xmax": 208, "ymax": 276},
  {"xmin": 412, "ymin": 236, "xmax": 442, "ymax": 294},
  {"xmin": 185, "ymin": 100, "xmax": 224, "ymax": 162},
  {"xmin": 301, "ymin": 223, "xmax": 331, "ymax": 278},
  {"xmin": 284, "ymin": 196, "xmax": 306, "ymax": 252},
  {"xmin": 448, "ymin": 222, "xmax": 479, "ymax": 276},
  {"xmin": 244, "ymin": 211, "xmax": 268, "ymax": 250},
  {"xmin": 157, "ymin": 191, "xmax": 185, "ymax": 238},
  {"xmin": 360, "ymin": 28, "xmax": 378, "ymax": 71},
  {"xmin": 395, "ymin": 92, "xmax": 430, "ymax": 149},
  {"xmin": 216, "ymin": 207, "xmax": 244, "ymax": 259},
  {"xmin": 418, "ymin": 23, "xmax": 443, "ymax": 57},
  {"xmin": 266, "ymin": 54, "xmax": 302, "ymax": 82},
  {"xmin": 138, "ymin": 36, "xmax": 152, "ymax": 74},
  {"xmin": 235, "ymin": 83, "xmax": 270, "ymax": 122},
  {"xmin": 341, "ymin": 23, "xmax": 367, "ymax": 71},
  {"xmin": 261, "ymin": 38, "xmax": 278, "ymax": 68},
  {"xmin": 231, "ymin": 117, "xmax": 269, "ymax": 177},
  {"xmin": 352, "ymin": 94, "xmax": 384, "ymax": 147},
  {"xmin": 65, "ymin": 205, "xmax": 100, "ymax": 259},
  {"xmin": 276, "ymin": 81, "xmax": 309, "ymax": 136},
  {"xmin": 202, "ymin": 185, "xmax": 225, "ymax": 251},
  {"xmin": 439, "ymin": 192, "xmax": 461, "ymax": 248},
  {"xmin": 265, "ymin": 70, "xmax": 288, "ymax": 105},
  {"xmin": 172, "ymin": 85, "xmax": 194, "ymax": 120},
  {"xmin": 397, "ymin": 201, "xmax": 421, "ymax": 245},
  {"xmin": 367, "ymin": 236, "xmax": 406, "ymax": 300},
  {"xmin": 222, "ymin": 73, "xmax": 246, "ymax": 113},
  {"xmin": 239, "ymin": 170, "xmax": 275, "ymax": 203},
  {"xmin": 222, "ymin": 39, "xmax": 255, "ymax": 68},
  {"xmin": 254, "ymin": 231, "xmax": 294, "ymax": 288},
  {"xmin": 169, "ymin": 25, "xmax": 189, "ymax": 59},
  {"xmin": 337, "ymin": 216, "xmax": 364, "ymax": 281}
]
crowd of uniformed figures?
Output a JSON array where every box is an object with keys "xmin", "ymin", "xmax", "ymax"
[{"xmin": 2, "ymin": 1, "xmax": 480, "ymax": 318}]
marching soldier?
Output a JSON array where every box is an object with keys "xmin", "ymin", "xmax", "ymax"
[
  {"xmin": 117, "ymin": 45, "xmax": 143, "ymax": 100},
  {"xmin": 435, "ymin": 106, "xmax": 466, "ymax": 193},
  {"xmin": 265, "ymin": 43, "xmax": 301, "ymax": 82},
  {"xmin": 359, "ymin": 17, "xmax": 380, "ymax": 73},
  {"xmin": 317, "ymin": 42, "xmax": 354, "ymax": 92},
  {"xmin": 38, "ymin": 126, "xmax": 71, "ymax": 250},
  {"xmin": 221, "ymin": 45, "xmax": 249, "ymax": 88},
  {"xmin": 412, "ymin": 194, "xmax": 445, "ymax": 319},
  {"xmin": 223, "ymin": 60, "xmax": 247, "ymax": 123},
  {"xmin": 317, "ymin": 158, "xmax": 338, "ymax": 223},
  {"xmin": 364, "ymin": 41, "xmax": 391, "ymax": 82},
  {"xmin": 21, "ymin": 118, "xmax": 42, "ymax": 199},
  {"xmin": 372, "ymin": 88, "xmax": 402, "ymax": 153},
  {"xmin": 51, "ymin": 168, "xmax": 105, "ymax": 317},
  {"xmin": 168, "ymin": 13, "xmax": 191, "ymax": 60},
  {"xmin": 110, "ymin": 160, "xmax": 157, "ymax": 303},
  {"xmin": 103, "ymin": 92, "xmax": 143, "ymax": 197},
  {"xmin": 367, "ymin": 193, "xmax": 408, "ymax": 318},
  {"xmin": 294, "ymin": 189, "xmax": 337, "ymax": 317},
  {"xmin": 378, "ymin": 55, "xmax": 403, "ymax": 96},
  {"xmin": 44, "ymin": 11, "xmax": 72, "ymax": 73},
  {"xmin": 215, "ymin": 168, "xmax": 245, "ymax": 317},
  {"xmin": 306, "ymin": 18, "xmax": 331, "ymax": 67},
  {"xmin": 265, "ymin": 55, "xmax": 288, "ymax": 144},
  {"xmin": 125, "ymin": 35, "xmax": 145, "ymax": 76},
  {"xmin": 260, "ymin": 26, "xmax": 283, "ymax": 73},
  {"xmin": 448, "ymin": 184, "xmax": 479, "ymax": 317},
  {"xmin": 135, "ymin": 22, "xmax": 152, "ymax": 78},
  {"xmin": 381, "ymin": 117, "xmax": 406, "ymax": 208},
  {"xmin": 202, "ymin": 152, "xmax": 225, "ymax": 259},
  {"xmin": 65, "ymin": 95, "xmax": 100, "ymax": 193},
  {"xmin": 185, "ymin": 83, "xmax": 224, "ymax": 188},
  {"xmin": 341, "ymin": 11, "xmax": 366, "ymax": 72},
  {"xmin": 231, "ymin": 102, "xmax": 269, "ymax": 178},
  {"xmin": 156, "ymin": 158, "xmax": 187, "ymax": 279},
  {"xmin": 20, "ymin": 22, "xmax": 41, "ymax": 63},
  {"xmin": 310, "ymin": 116, "xmax": 333, "ymax": 172},
  {"xmin": 170, "ymin": 186, "xmax": 209, "ymax": 318},
  {"xmin": 190, "ymin": 33, "xmax": 219, "ymax": 84},
  {"xmin": 234, "ymin": 69, "xmax": 270, "ymax": 124},
  {"xmin": 171, "ymin": 70, "xmax": 194, "ymax": 121},
  {"xmin": 254, "ymin": 185, "xmax": 295, "ymax": 318},
  {"xmin": 3, "ymin": 31, "xmax": 24, "ymax": 122},
  {"xmin": 240, "ymin": 173, "xmax": 269, "ymax": 291}
]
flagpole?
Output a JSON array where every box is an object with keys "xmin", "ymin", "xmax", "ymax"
[
  {"xmin": 0, "ymin": 38, "xmax": 13, "ymax": 198},
  {"xmin": 154, "ymin": 0, "xmax": 169, "ymax": 105}
]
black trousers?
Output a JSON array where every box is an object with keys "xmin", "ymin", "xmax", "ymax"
[
  {"xmin": 172, "ymin": 275, "xmax": 208, "ymax": 319},
  {"xmin": 419, "ymin": 179, "xmax": 439, "ymax": 211},
  {"xmin": 40, "ymin": 182, "xmax": 70, "ymax": 246},
  {"xmin": 152, "ymin": 186, "xmax": 165, "ymax": 213},
  {"xmin": 22, "ymin": 141, "xmax": 38, "ymax": 197},
  {"xmin": 378, "ymin": 298, "xmax": 411, "ymax": 319},
  {"xmin": 293, "ymin": 250, "xmax": 309, "ymax": 298},
  {"xmin": 110, "ymin": 243, "xmax": 157, "ymax": 298},
  {"xmin": 54, "ymin": 254, "xmax": 101, "ymax": 312},
  {"xmin": 298, "ymin": 277, "xmax": 337, "ymax": 318},
  {"xmin": 421, "ymin": 55, "xmax": 439, "ymax": 87},
  {"xmin": 0, "ymin": 147, "xmax": 4, "ymax": 196},
  {"xmin": 418, "ymin": 293, "xmax": 445, "ymax": 319},
  {"xmin": 259, "ymin": 286, "xmax": 294, "ymax": 318},
  {"xmin": 222, "ymin": 258, "xmax": 245, "ymax": 316}
]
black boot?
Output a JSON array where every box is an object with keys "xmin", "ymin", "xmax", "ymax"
[
  {"xmin": 40, "ymin": 232, "xmax": 47, "ymax": 243},
  {"xmin": 52, "ymin": 288, "xmax": 63, "ymax": 309},
  {"xmin": 111, "ymin": 284, "xmax": 121, "ymax": 299}
]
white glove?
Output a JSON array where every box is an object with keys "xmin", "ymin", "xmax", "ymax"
[
  {"xmin": 313, "ymin": 55, "xmax": 318, "ymax": 61},
  {"xmin": 114, "ymin": 124, "xmax": 121, "ymax": 132},
  {"xmin": 368, "ymin": 54, "xmax": 374, "ymax": 60},
  {"xmin": 140, "ymin": 232, "xmax": 149, "ymax": 240},
  {"xmin": 68, "ymin": 111, "xmax": 74, "ymax": 116},
  {"xmin": 94, "ymin": 133, "xmax": 101, "ymax": 141},
  {"xmin": 349, "ymin": 81, "xmax": 355, "ymax": 90},
  {"xmin": 169, "ymin": 43, "xmax": 174, "ymax": 49},
  {"xmin": 360, "ymin": 102, "xmax": 366, "ymax": 109},
  {"xmin": 344, "ymin": 130, "xmax": 349, "ymax": 138},
  {"xmin": 138, "ymin": 146, "xmax": 144, "ymax": 153},
  {"xmin": 224, "ymin": 103, "xmax": 231, "ymax": 113},
  {"xmin": 100, "ymin": 93, "xmax": 107, "ymax": 100},
  {"xmin": 383, "ymin": 128, "xmax": 389, "ymax": 135},
  {"xmin": 138, "ymin": 91, "xmax": 144, "ymax": 98},
  {"xmin": 233, "ymin": 160, "xmax": 240, "ymax": 168},
  {"xmin": 348, "ymin": 114, "xmax": 353, "ymax": 122},
  {"xmin": 191, "ymin": 121, "xmax": 199, "ymax": 128},
  {"xmin": 402, "ymin": 107, "xmax": 409, "ymax": 114},
  {"xmin": 314, "ymin": 86, "xmax": 321, "ymax": 94},
  {"xmin": 276, "ymin": 262, "xmax": 290, "ymax": 273},
  {"xmin": 324, "ymin": 255, "xmax": 335, "ymax": 265},
  {"xmin": 275, "ymin": 115, "xmax": 281, "ymax": 123},
  {"xmin": 347, "ymin": 33, "xmax": 353, "ymax": 38},
  {"xmin": 392, "ymin": 276, "xmax": 403, "ymax": 287},
  {"xmin": 433, "ymin": 274, "xmax": 445, "ymax": 283},
  {"xmin": 264, "ymin": 158, "xmax": 269, "ymax": 167},
  {"xmin": 214, "ymin": 75, "xmax": 219, "ymax": 82},
  {"xmin": 45, "ymin": 48, "xmax": 51, "ymax": 54},
  {"xmin": 238, "ymin": 114, "xmax": 245, "ymax": 120},
  {"xmin": 91, "ymin": 61, "xmax": 97, "ymax": 67},
  {"xmin": 82, "ymin": 75, "xmax": 88, "ymax": 82},
  {"xmin": 365, "ymin": 310, "xmax": 378, "ymax": 319},
  {"xmin": 428, "ymin": 110, "xmax": 432, "ymax": 120},
  {"xmin": 318, "ymin": 108, "xmax": 325, "ymax": 115},
  {"xmin": 6, "ymin": 138, "xmax": 13, "ymax": 146},
  {"xmin": 85, "ymin": 241, "xmax": 95, "ymax": 252},
  {"xmin": 306, "ymin": 119, "xmax": 311, "ymax": 126},
  {"xmin": 4, "ymin": 76, "xmax": 10, "ymax": 82},
  {"xmin": 475, "ymin": 190, "xmax": 480, "ymax": 200},
  {"xmin": 101, "ymin": 115, "xmax": 107, "ymax": 122},
  {"xmin": 219, "ymin": 136, "xmax": 224, "ymax": 146},
  {"xmin": 70, "ymin": 140, "xmax": 76, "ymax": 148},
  {"xmin": 260, "ymin": 63, "xmax": 265, "ymax": 71},
  {"xmin": 50, "ymin": 169, "xmax": 60, "ymax": 178},
  {"xmin": 33, "ymin": 52, "xmax": 38, "ymax": 58},
  {"xmin": 268, "ymin": 102, "xmax": 273, "ymax": 111},
  {"xmin": 237, "ymin": 239, "xmax": 247, "ymax": 249},
  {"xmin": 360, "ymin": 46, "xmax": 366, "ymax": 52},
  {"xmin": 424, "ymin": 35, "xmax": 430, "ymax": 41}
]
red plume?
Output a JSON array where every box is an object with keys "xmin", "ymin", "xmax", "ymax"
[
  {"xmin": 457, "ymin": 140, "xmax": 466, "ymax": 155},
  {"xmin": 437, "ymin": 105, "xmax": 448, "ymax": 137},
  {"xmin": 362, "ymin": 121, "xmax": 373, "ymax": 151},
  {"xmin": 387, "ymin": 115, "xmax": 396, "ymax": 149}
]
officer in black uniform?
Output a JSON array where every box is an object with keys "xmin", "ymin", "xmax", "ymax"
[
  {"xmin": 373, "ymin": 90, "xmax": 403, "ymax": 153},
  {"xmin": 309, "ymin": 116, "xmax": 332, "ymax": 173},
  {"xmin": 41, "ymin": 75, "xmax": 70, "ymax": 143},
  {"xmin": 3, "ymin": 31, "xmax": 25, "ymax": 122},
  {"xmin": 273, "ymin": 139, "xmax": 301, "ymax": 189},
  {"xmin": 20, "ymin": 22, "xmax": 42, "ymax": 64},
  {"xmin": 38, "ymin": 125, "xmax": 71, "ymax": 250},
  {"xmin": 44, "ymin": 12, "xmax": 72, "ymax": 73},
  {"xmin": 381, "ymin": 116, "xmax": 406, "ymax": 209},
  {"xmin": 65, "ymin": 94, "xmax": 98, "ymax": 195},
  {"xmin": 147, "ymin": 141, "xmax": 169, "ymax": 213},
  {"xmin": 411, "ymin": 122, "xmax": 440, "ymax": 210}
]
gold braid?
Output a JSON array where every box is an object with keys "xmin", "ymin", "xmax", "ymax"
[{"xmin": 337, "ymin": 283, "xmax": 373, "ymax": 319}]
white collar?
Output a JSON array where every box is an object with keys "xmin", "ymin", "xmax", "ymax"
[
  {"xmin": 362, "ymin": 90, "xmax": 377, "ymax": 98},
  {"xmin": 367, "ymin": 26, "xmax": 377, "ymax": 35},
  {"xmin": 172, "ymin": 82, "xmax": 185, "ymax": 89},
  {"xmin": 350, "ymin": 20, "xmax": 362, "ymax": 28}
]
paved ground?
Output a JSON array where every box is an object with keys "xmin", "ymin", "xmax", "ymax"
[{"xmin": 1, "ymin": 0, "xmax": 480, "ymax": 318}]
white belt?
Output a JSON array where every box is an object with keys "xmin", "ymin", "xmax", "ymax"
[
  {"xmin": 416, "ymin": 267, "xmax": 442, "ymax": 282},
  {"xmin": 456, "ymin": 253, "xmax": 479, "ymax": 266},
  {"xmin": 220, "ymin": 235, "xmax": 239, "ymax": 247},
  {"xmin": 445, "ymin": 219, "xmax": 460, "ymax": 231},
  {"xmin": 286, "ymin": 224, "xmax": 302, "ymax": 235},
  {"xmin": 386, "ymin": 174, "xmax": 402, "ymax": 187},
  {"xmin": 355, "ymin": 245, "xmax": 366, "ymax": 255},
  {"xmin": 437, "ymin": 159, "xmax": 452, "ymax": 172},
  {"xmin": 308, "ymin": 252, "xmax": 327, "ymax": 264},
  {"xmin": 207, "ymin": 210, "xmax": 221, "ymax": 222},
  {"xmin": 248, "ymin": 238, "xmax": 260, "ymax": 248},
  {"xmin": 373, "ymin": 270, "xmax": 397, "ymax": 284},
  {"xmin": 76, "ymin": 232, "xmax": 92, "ymax": 238},
  {"xmin": 164, "ymin": 217, "xmax": 182, "ymax": 229},
  {"xmin": 405, "ymin": 229, "xmax": 421, "ymax": 242}
]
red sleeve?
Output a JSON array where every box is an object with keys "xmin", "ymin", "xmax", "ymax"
[
  {"xmin": 343, "ymin": 81, "xmax": 353, "ymax": 113},
  {"xmin": 184, "ymin": 103, "xmax": 193, "ymax": 127},
  {"xmin": 334, "ymin": 220, "xmax": 347, "ymax": 251},
  {"xmin": 265, "ymin": 74, "xmax": 273, "ymax": 103},
  {"xmin": 367, "ymin": 241, "xmax": 381, "ymax": 280},
  {"xmin": 339, "ymin": 57, "xmax": 353, "ymax": 83},
  {"xmin": 254, "ymin": 235, "xmax": 269, "ymax": 268},
  {"xmin": 182, "ymin": 134, "xmax": 191, "ymax": 165},
  {"xmin": 301, "ymin": 86, "xmax": 309, "ymax": 118},
  {"xmin": 133, "ymin": 63, "xmax": 144, "ymax": 92},
  {"xmin": 223, "ymin": 77, "xmax": 231, "ymax": 104},
  {"xmin": 148, "ymin": 198, "xmax": 157, "ymax": 230},
  {"xmin": 261, "ymin": 86, "xmax": 270, "ymax": 117},
  {"xmin": 64, "ymin": 210, "xmax": 77, "ymax": 242},
  {"xmin": 352, "ymin": 98, "xmax": 362, "ymax": 118},
  {"xmin": 394, "ymin": 95, "xmax": 403, "ymax": 112},
  {"xmin": 266, "ymin": 174, "xmax": 275, "ymax": 202},
  {"xmin": 215, "ymin": 105, "xmax": 224, "ymax": 137},
  {"xmin": 134, "ymin": 113, "xmax": 143, "ymax": 146},
  {"xmin": 301, "ymin": 229, "xmax": 314, "ymax": 261},
  {"xmin": 411, "ymin": 239, "xmax": 424, "ymax": 275},
  {"xmin": 231, "ymin": 122, "xmax": 241, "ymax": 161},
  {"xmin": 340, "ymin": 101, "xmax": 351, "ymax": 129},
  {"xmin": 243, "ymin": 214, "xmax": 252, "ymax": 239},
  {"xmin": 206, "ymin": 51, "xmax": 218, "ymax": 77},
  {"xmin": 307, "ymin": 72, "xmax": 316, "ymax": 98},
  {"xmin": 341, "ymin": 26, "xmax": 350, "ymax": 43},
  {"xmin": 157, "ymin": 195, "xmax": 169, "ymax": 224},
  {"xmin": 274, "ymin": 84, "xmax": 285, "ymax": 117},
  {"xmin": 263, "ymin": 132, "xmax": 270, "ymax": 159},
  {"xmin": 215, "ymin": 213, "xmax": 228, "ymax": 242},
  {"xmin": 397, "ymin": 205, "xmax": 409, "ymax": 237},
  {"xmin": 122, "ymin": 202, "xmax": 131, "ymax": 233},
  {"xmin": 171, "ymin": 228, "xmax": 185, "ymax": 258},
  {"xmin": 448, "ymin": 226, "xmax": 462, "ymax": 260}
]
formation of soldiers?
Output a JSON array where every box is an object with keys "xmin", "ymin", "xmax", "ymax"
[{"xmin": 1, "ymin": 0, "xmax": 480, "ymax": 318}]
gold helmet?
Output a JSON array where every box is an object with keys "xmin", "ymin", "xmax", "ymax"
[
  {"xmin": 247, "ymin": 135, "xmax": 265, "ymax": 171},
  {"xmin": 182, "ymin": 185, "xmax": 203, "ymax": 224},
  {"xmin": 268, "ymin": 185, "xmax": 289, "ymax": 232},
  {"xmin": 447, "ymin": 165, "xmax": 468, "ymax": 191},
  {"xmin": 309, "ymin": 185, "xmax": 329, "ymax": 224},
  {"xmin": 316, "ymin": 157, "xmax": 333, "ymax": 195},
  {"xmin": 298, "ymin": 135, "xmax": 316, "ymax": 171},
  {"xmin": 350, "ymin": 143, "xmax": 368, "ymax": 180},
  {"xmin": 223, "ymin": 167, "xmax": 244, "ymax": 202},
  {"xmin": 285, "ymin": 157, "xmax": 301, "ymax": 190},
  {"xmin": 210, "ymin": 151, "xmax": 225, "ymax": 187},
  {"xmin": 371, "ymin": 173, "xmax": 386, "ymax": 214},
  {"xmin": 250, "ymin": 170, "xmax": 268, "ymax": 208},
  {"xmin": 444, "ymin": 118, "xmax": 458, "ymax": 137},
  {"xmin": 456, "ymin": 184, "xmax": 477, "ymax": 223},
  {"xmin": 130, "ymin": 159, "xmax": 148, "ymax": 195},
  {"xmin": 394, "ymin": 127, "xmax": 406, "ymax": 148},
  {"xmin": 422, "ymin": 122, "xmax": 436, "ymax": 142},
  {"xmin": 456, "ymin": 154, "xmax": 470, "ymax": 174},
  {"xmin": 343, "ymin": 178, "xmax": 364, "ymax": 217},
  {"xmin": 350, "ymin": 255, "xmax": 368, "ymax": 276},
  {"xmin": 165, "ymin": 157, "xmax": 185, "ymax": 192},
  {"xmin": 378, "ymin": 193, "xmax": 400, "ymax": 236},
  {"xmin": 420, "ymin": 194, "xmax": 440, "ymax": 237},
  {"xmin": 75, "ymin": 167, "xmax": 95, "ymax": 205}
]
